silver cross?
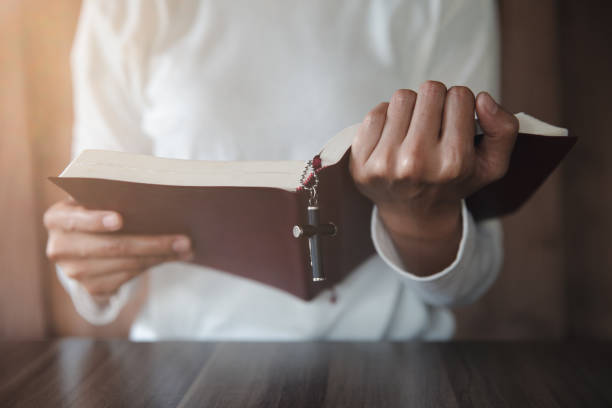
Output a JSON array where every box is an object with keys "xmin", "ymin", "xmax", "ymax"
[{"xmin": 293, "ymin": 206, "xmax": 336, "ymax": 281}]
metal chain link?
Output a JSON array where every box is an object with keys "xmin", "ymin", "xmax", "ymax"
[{"xmin": 299, "ymin": 159, "xmax": 319, "ymax": 206}]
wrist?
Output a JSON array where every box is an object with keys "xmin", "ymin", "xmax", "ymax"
[{"xmin": 377, "ymin": 200, "xmax": 462, "ymax": 242}]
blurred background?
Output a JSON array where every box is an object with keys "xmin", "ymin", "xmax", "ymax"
[{"xmin": 1, "ymin": 0, "xmax": 611, "ymax": 340}]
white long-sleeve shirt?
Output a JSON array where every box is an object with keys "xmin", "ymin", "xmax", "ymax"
[{"xmin": 59, "ymin": 0, "xmax": 503, "ymax": 341}]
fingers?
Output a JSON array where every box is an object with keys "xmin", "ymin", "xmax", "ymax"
[
  {"xmin": 44, "ymin": 202, "xmax": 195, "ymax": 299},
  {"xmin": 58, "ymin": 253, "xmax": 193, "ymax": 280},
  {"xmin": 392, "ymin": 81, "xmax": 446, "ymax": 183},
  {"xmin": 352, "ymin": 82, "xmax": 514, "ymax": 205},
  {"xmin": 51, "ymin": 233, "xmax": 194, "ymax": 299},
  {"xmin": 44, "ymin": 200, "xmax": 122, "ymax": 233},
  {"xmin": 351, "ymin": 83, "xmax": 448, "ymax": 191},
  {"xmin": 363, "ymin": 90, "xmax": 419, "ymax": 184},
  {"xmin": 403, "ymin": 81, "xmax": 447, "ymax": 150},
  {"xmin": 439, "ymin": 86, "xmax": 476, "ymax": 182},
  {"xmin": 378, "ymin": 89, "xmax": 417, "ymax": 150},
  {"xmin": 474, "ymin": 92, "xmax": 519, "ymax": 184},
  {"xmin": 351, "ymin": 102, "xmax": 388, "ymax": 164},
  {"xmin": 47, "ymin": 231, "xmax": 192, "ymax": 260}
]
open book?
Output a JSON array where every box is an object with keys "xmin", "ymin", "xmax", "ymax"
[{"xmin": 51, "ymin": 113, "xmax": 576, "ymax": 300}]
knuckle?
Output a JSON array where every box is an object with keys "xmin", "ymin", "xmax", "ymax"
[
  {"xmin": 360, "ymin": 158, "xmax": 390, "ymax": 185},
  {"xmin": 64, "ymin": 216, "xmax": 77, "ymax": 232},
  {"xmin": 354, "ymin": 169, "xmax": 374, "ymax": 189},
  {"xmin": 368, "ymin": 157, "xmax": 391, "ymax": 179},
  {"xmin": 448, "ymin": 86, "xmax": 475, "ymax": 103},
  {"xmin": 419, "ymin": 80, "xmax": 447, "ymax": 97},
  {"xmin": 439, "ymin": 156, "xmax": 463, "ymax": 182},
  {"xmin": 45, "ymin": 242, "xmax": 57, "ymax": 261},
  {"xmin": 396, "ymin": 152, "xmax": 423, "ymax": 180},
  {"xmin": 46, "ymin": 235, "xmax": 65, "ymax": 261},
  {"xmin": 42, "ymin": 209, "xmax": 54, "ymax": 229},
  {"xmin": 107, "ymin": 239, "xmax": 129, "ymax": 256},
  {"xmin": 351, "ymin": 165, "xmax": 367, "ymax": 186},
  {"xmin": 62, "ymin": 263, "xmax": 86, "ymax": 280},
  {"xmin": 363, "ymin": 105, "xmax": 387, "ymax": 127},
  {"xmin": 506, "ymin": 115, "xmax": 520, "ymax": 135},
  {"xmin": 391, "ymin": 89, "xmax": 417, "ymax": 105},
  {"xmin": 349, "ymin": 158, "xmax": 363, "ymax": 181},
  {"xmin": 490, "ymin": 160, "xmax": 510, "ymax": 181}
]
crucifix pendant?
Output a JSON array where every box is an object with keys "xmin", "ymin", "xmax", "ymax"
[{"xmin": 292, "ymin": 206, "xmax": 337, "ymax": 281}]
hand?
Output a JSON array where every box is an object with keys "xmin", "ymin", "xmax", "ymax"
[
  {"xmin": 349, "ymin": 81, "xmax": 518, "ymax": 275},
  {"xmin": 44, "ymin": 199, "xmax": 193, "ymax": 301}
]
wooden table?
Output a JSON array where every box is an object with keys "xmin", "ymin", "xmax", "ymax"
[{"xmin": 1, "ymin": 340, "xmax": 611, "ymax": 407}]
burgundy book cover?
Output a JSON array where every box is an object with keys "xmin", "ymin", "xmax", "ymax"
[
  {"xmin": 50, "ymin": 151, "xmax": 374, "ymax": 301},
  {"xmin": 466, "ymin": 133, "xmax": 577, "ymax": 220},
  {"xmin": 50, "ymin": 132, "xmax": 576, "ymax": 300}
]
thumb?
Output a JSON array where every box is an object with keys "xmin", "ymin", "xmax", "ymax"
[{"xmin": 474, "ymin": 91, "xmax": 519, "ymax": 185}]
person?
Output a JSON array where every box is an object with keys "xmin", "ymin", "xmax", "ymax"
[{"xmin": 44, "ymin": 0, "xmax": 517, "ymax": 340}]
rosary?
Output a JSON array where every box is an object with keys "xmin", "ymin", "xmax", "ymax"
[{"xmin": 293, "ymin": 156, "xmax": 336, "ymax": 282}]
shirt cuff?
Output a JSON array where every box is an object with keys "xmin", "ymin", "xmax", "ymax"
[
  {"xmin": 56, "ymin": 265, "xmax": 137, "ymax": 325},
  {"xmin": 371, "ymin": 199, "xmax": 490, "ymax": 306},
  {"xmin": 371, "ymin": 200, "xmax": 475, "ymax": 280}
]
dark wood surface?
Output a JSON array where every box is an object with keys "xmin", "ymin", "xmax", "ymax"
[{"xmin": 1, "ymin": 340, "xmax": 611, "ymax": 407}]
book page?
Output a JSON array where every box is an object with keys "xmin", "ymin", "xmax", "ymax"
[
  {"xmin": 61, "ymin": 150, "xmax": 306, "ymax": 190},
  {"xmin": 60, "ymin": 113, "xmax": 567, "ymax": 190}
]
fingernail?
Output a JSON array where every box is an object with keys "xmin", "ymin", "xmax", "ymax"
[
  {"xmin": 102, "ymin": 214, "xmax": 120, "ymax": 230},
  {"xmin": 481, "ymin": 92, "xmax": 498, "ymax": 115},
  {"xmin": 172, "ymin": 237, "xmax": 191, "ymax": 253}
]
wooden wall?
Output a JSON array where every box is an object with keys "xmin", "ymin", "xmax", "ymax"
[
  {"xmin": 0, "ymin": 0, "xmax": 47, "ymax": 339},
  {"xmin": 0, "ymin": 0, "xmax": 610, "ymax": 340},
  {"xmin": 559, "ymin": 0, "xmax": 612, "ymax": 339},
  {"xmin": 0, "ymin": 0, "xmax": 141, "ymax": 338},
  {"xmin": 454, "ymin": 0, "xmax": 567, "ymax": 339}
]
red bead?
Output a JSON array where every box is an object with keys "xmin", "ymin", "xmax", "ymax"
[{"xmin": 312, "ymin": 155, "xmax": 322, "ymax": 169}]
